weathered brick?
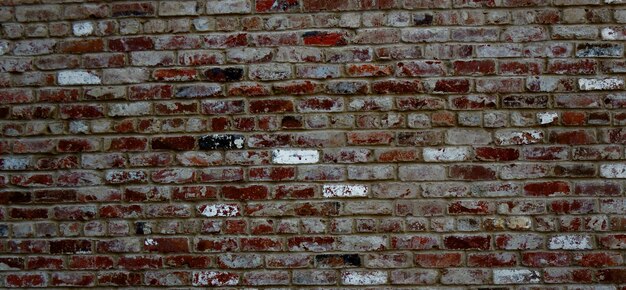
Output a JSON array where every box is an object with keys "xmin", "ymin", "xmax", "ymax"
[{"xmin": 1, "ymin": 1, "xmax": 623, "ymax": 287}]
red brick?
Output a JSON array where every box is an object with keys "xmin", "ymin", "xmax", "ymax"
[
  {"xmin": 414, "ymin": 253, "xmax": 463, "ymax": 268},
  {"xmin": 108, "ymin": 137, "xmax": 148, "ymax": 152},
  {"xmin": 467, "ymin": 253, "xmax": 517, "ymax": 267},
  {"xmin": 524, "ymin": 181, "xmax": 570, "ymax": 196},
  {"xmin": 60, "ymin": 104, "xmax": 105, "ymax": 119},
  {"xmin": 38, "ymin": 88, "xmax": 80, "ymax": 102},
  {"xmin": 27, "ymin": 257, "xmax": 63, "ymax": 270},
  {"xmin": 444, "ymin": 235, "xmax": 491, "ymax": 250},
  {"xmin": 108, "ymin": 37, "xmax": 154, "ymax": 52},
  {"xmin": 144, "ymin": 238, "xmax": 189, "ymax": 253},
  {"xmin": 256, "ymin": 0, "xmax": 299, "ymax": 12},
  {"xmin": 523, "ymin": 252, "xmax": 571, "ymax": 267},
  {"xmin": 249, "ymin": 99, "xmax": 294, "ymax": 113},
  {"xmin": 153, "ymin": 68, "xmax": 198, "ymax": 81},
  {"xmin": 475, "ymin": 147, "xmax": 519, "ymax": 161},
  {"xmin": 449, "ymin": 165, "xmax": 497, "ymax": 180},
  {"xmin": 57, "ymin": 138, "xmax": 99, "ymax": 152},
  {"xmin": 6, "ymin": 273, "xmax": 47, "ymax": 288},
  {"xmin": 303, "ymin": 31, "xmax": 348, "ymax": 46},
  {"xmin": 151, "ymin": 136, "xmax": 196, "ymax": 151},
  {"xmin": 59, "ymin": 39, "xmax": 104, "ymax": 53},
  {"xmin": 68, "ymin": 256, "xmax": 115, "ymax": 270},
  {"xmin": 372, "ymin": 79, "xmax": 424, "ymax": 94},
  {"xmin": 452, "ymin": 60, "xmax": 496, "ymax": 75},
  {"xmin": 222, "ymin": 185, "xmax": 269, "ymax": 200},
  {"xmin": 112, "ymin": 2, "xmax": 156, "ymax": 17},
  {"xmin": 51, "ymin": 273, "xmax": 95, "ymax": 287}
]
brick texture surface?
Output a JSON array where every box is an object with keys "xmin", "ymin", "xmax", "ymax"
[{"xmin": 1, "ymin": 0, "xmax": 626, "ymax": 288}]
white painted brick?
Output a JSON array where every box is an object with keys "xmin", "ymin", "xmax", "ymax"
[
  {"xmin": 72, "ymin": 22, "xmax": 93, "ymax": 36},
  {"xmin": 249, "ymin": 63, "xmax": 292, "ymax": 81},
  {"xmin": 206, "ymin": 0, "xmax": 251, "ymax": 14},
  {"xmin": 600, "ymin": 164, "xmax": 626, "ymax": 178},
  {"xmin": 495, "ymin": 130, "xmax": 544, "ymax": 145},
  {"xmin": 192, "ymin": 18, "xmax": 215, "ymax": 31},
  {"xmin": 108, "ymin": 102, "xmax": 151, "ymax": 117},
  {"xmin": 272, "ymin": 149, "xmax": 319, "ymax": 164},
  {"xmin": 601, "ymin": 27, "xmax": 619, "ymax": 40},
  {"xmin": 58, "ymin": 70, "xmax": 101, "ymax": 85},
  {"xmin": 192, "ymin": 271, "xmax": 238, "ymax": 286},
  {"xmin": 198, "ymin": 204, "xmax": 240, "ymax": 217},
  {"xmin": 159, "ymin": 1, "xmax": 198, "ymax": 16},
  {"xmin": 69, "ymin": 121, "xmax": 89, "ymax": 134},
  {"xmin": 0, "ymin": 156, "xmax": 30, "ymax": 170},
  {"xmin": 342, "ymin": 270, "xmax": 387, "ymax": 285},
  {"xmin": 0, "ymin": 41, "xmax": 8, "ymax": 56},
  {"xmin": 537, "ymin": 112, "xmax": 558, "ymax": 125},
  {"xmin": 506, "ymin": 216, "xmax": 532, "ymax": 230},
  {"xmin": 399, "ymin": 165, "xmax": 446, "ymax": 181},
  {"xmin": 579, "ymin": 78, "xmax": 624, "ymax": 91},
  {"xmin": 548, "ymin": 235, "xmax": 593, "ymax": 250},
  {"xmin": 323, "ymin": 184, "xmax": 368, "ymax": 198},
  {"xmin": 493, "ymin": 269, "xmax": 541, "ymax": 284},
  {"xmin": 423, "ymin": 147, "xmax": 471, "ymax": 162},
  {"xmin": 144, "ymin": 238, "xmax": 158, "ymax": 246}
]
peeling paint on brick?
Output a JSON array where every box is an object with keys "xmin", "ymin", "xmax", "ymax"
[
  {"xmin": 199, "ymin": 134, "xmax": 245, "ymax": 150},
  {"xmin": 423, "ymin": 147, "xmax": 471, "ymax": 162},
  {"xmin": 548, "ymin": 235, "xmax": 593, "ymax": 250},
  {"xmin": 579, "ymin": 78, "xmax": 624, "ymax": 91},
  {"xmin": 323, "ymin": 184, "xmax": 368, "ymax": 198},
  {"xmin": 72, "ymin": 22, "xmax": 93, "ymax": 36},
  {"xmin": 58, "ymin": 71, "xmax": 101, "ymax": 85},
  {"xmin": 198, "ymin": 204, "xmax": 240, "ymax": 217},
  {"xmin": 342, "ymin": 270, "xmax": 387, "ymax": 285},
  {"xmin": 272, "ymin": 149, "xmax": 319, "ymax": 164},
  {"xmin": 493, "ymin": 269, "xmax": 541, "ymax": 284}
]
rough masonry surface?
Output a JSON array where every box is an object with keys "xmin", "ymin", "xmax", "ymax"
[{"xmin": 0, "ymin": 0, "xmax": 626, "ymax": 288}]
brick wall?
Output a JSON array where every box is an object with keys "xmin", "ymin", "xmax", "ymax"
[{"xmin": 1, "ymin": 0, "xmax": 626, "ymax": 288}]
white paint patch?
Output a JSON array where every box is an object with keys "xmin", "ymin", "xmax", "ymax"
[
  {"xmin": 272, "ymin": 149, "xmax": 319, "ymax": 164},
  {"xmin": 323, "ymin": 184, "xmax": 368, "ymax": 198},
  {"xmin": 600, "ymin": 164, "xmax": 626, "ymax": 178},
  {"xmin": 0, "ymin": 261, "xmax": 20, "ymax": 270},
  {"xmin": 205, "ymin": 0, "xmax": 251, "ymax": 14},
  {"xmin": 192, "ymin": 18, "xmax": 213, "ymax": 31},
  {"xmin": 69, "ymin": 121, "xmax": 89, "ymax": 134},
  {"xmin": 144, "ymin": 238, "xmax": 158, "ymax": 246},
  {"xmin": 493, "ymin": 269, "xmax": 541, "ymax": 284},
  {"xmin": 548, "ymin": 235, "xmax": 592, "ymax": 250},
  {"xmin": 0, "ymin": 157, "xmax": 30, "ymax": 170},
  {"xmin": 58, "ymin": 71, "xmax": 101, "ymax": 85},
  {"xmin": 192, "ymin": 271, "xmax": 238, "ymax": 286},
  {"xmin": 423, "ymin": 147, "xmax": 471, "ymax": 162},
  {"xmin": 601, "ymin": 27, "xmax": 617, "ymax": 40},
  {"xmin": 495, "ymin": 130, "xmax": 543, "ymax": 145},
  {"xmin": 153, "ymin": 168, "xmax": 194, "ymax": 183},
  {"xmin": 72, "ymin": 22, "xmax": 94, "ymax": 36},
  {"xmin": 0, "ymin": 41, "xmax": 8, "ymax": 56},
  {"xmin": 342, "ymin": 271, "xmax": 387, "ymax": 285},
  {"xmin": 579, "ymin": 78, "xmax": 624, "ymax": 91},
  {"xmin": 108, "ymin": 102, "xmax": 151, "ymax": 117},
  {"xmin": 506, "ymin": 216, "xmax": 532, "ymax": 230},
  {"xmin": 199, "ymin": 204, "xmax": 239, "ymax": 217},
  {"xmin": 233, "ymin": 138, "xmax": 244, "ymax": 149},
  {"xmin": 537, "ymin": 112, "xmax": 558, "ymax": 124}
]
